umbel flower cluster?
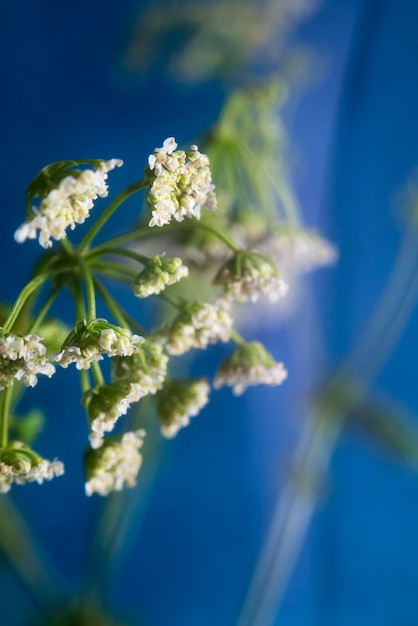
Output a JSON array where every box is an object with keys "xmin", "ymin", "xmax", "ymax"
[{"xmin": 0, "ymin": 134, "xmax": 333, "ymax": 498}]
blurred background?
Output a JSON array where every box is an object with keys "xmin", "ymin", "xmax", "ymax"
[{"xmin": 2, "ymin": 0, "xmax": 418, "ymax": 624}]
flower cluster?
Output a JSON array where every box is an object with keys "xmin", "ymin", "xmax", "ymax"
[
  {"xmin": 133, "ymin": 255, "xmax": 189, "ymax": 297},
  {"xmin": 0, "ymin": 441, "xmax": 64, "ymax": 493},
  {"xmin": 156, "ymin": 378, "xmax": 210, "ymax": 438},
  {"xmin": 146, "ymin": 137, "xmax": 217, "ymax": 227},
  {"xmin": 214, "ymin": 341, "xmax": 288, "ymax": 396},
  {"xmin": 15, "ymin": 159, "xmax": 123, "ymax": 248},
  {"xmin": 112, "ymin": 341, "xmax": 168, "ymax": 392},
  {"xmin": 166, "ymin": 301, "xmax": 233, "ymax": 355},
  {"xmin": 84, "ymin": 430, "xmax": 145, "ymax": 496},
  {"xmin": 0, "ymin": 331, "xmax": 55, "ymax": 389},
  {"xmin": 260, "ymin": 227, "xmax": 337, "ymax": 275},
  {"xmin": 214, "ymin": 250, "xmax": 288, "ymax": 303},
  {"xmin": 57, "ymin": 319, "xmax": 144, "ymax": 370}
]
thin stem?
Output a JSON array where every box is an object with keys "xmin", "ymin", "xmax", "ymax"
[
  {"xmin": 93, "ymin": 278, "xmax": 146, "ymax": 335},
  {"xmin": 86, "ymin": 246, "xmax": 150, "ymax": 265},
  {"xmin": 88, "ymin": 218, "xmax": 241, "ymax": 256},
  {"xmin": 230, "ymin": 329, "xmax": 246, "ymax": 346},
  {"xmin": 3, "ymin": 274, "xmax": 50, "ymax": 333},
  {"xmin": 27, "ymin": 285, "xmax": 61, "ymax": 334},
  {"xmin": 0, "ymin": 387, "xmax": 13, "ymax": 447},
  {"xmin": 90, "ymin": 362, "xmax": 104, "ymax": 387},
  {"xmin": 79, "ymin": 263, "xmax": 96, "ymax": 321},
  {"xmin": 90, "ymin": 260, "xmax": 138, "ymax": 280},
  {"xmin": 78, "ymin": 179, "xmax": 147, "ymax": 252}
]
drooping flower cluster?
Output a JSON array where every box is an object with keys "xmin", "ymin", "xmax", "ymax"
[
  {"xmin": 0, "ymin": 441, "xmax": 64, "ymax": 493},
  {"xmin": 260, "ymin": 227, "xmax": 338, "ymax": 275},
  {"xmin": 146, "ymin": 137, "xmax": 217, "ymax": 227},
  {"xmin": 166, "ymin": 301, "xmax": 233, "ymax": 355},
  {"xmin": 0, "ymin": 331, "xmax": 55, "ymax": 389},
  {"xmin": 57, "ymin": 319, "xmax": 144, "ymax": 370},
  {"xmin": 214, "ymin": 250, "xmax": 288, "ymax": 303},
  {"xmin": 156, "ymin": 378, "xmax": 210, "ymax": 438},
  {"xmin": 84, "ymin": 430, "xmax": 145, "ymax": 496},
  {"xmin": 214, "ymin": 341, "xmax": 288, "ymax": 396},
  {"xmin": 85, "ymin": 341, "xmax": 169, "ymax": 448},
  {"xmin": 14, "ymin": 159, "xmax": 123, "ymax": 248},
  {"xmin": 133, "ymin": 255, "xmax": 189, "ymax": 297}
]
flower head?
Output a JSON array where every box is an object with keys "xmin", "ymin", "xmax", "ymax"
[
  {"xmin": 0, "ymin": 330, "xmax": 55, "ymax": 389},
  {"xmin": 83, "ymin": 381, "xmax": 146, "ymax": 449},
  {"xmin": 15, "ymin": 159, "xmax": 123, "ymax": 248},
  {"xmin": 214, "ymin": 250, "xmax": 288, "ymax": 302},
  {"xmin": 0, "ymin": 441, "xmax": 64, "ymax": 493},
  {"xmin": 133, "ymin": 255, "xmax": 189, "ymax": 297},
  {"xmin": 214, "ymin": 341, "xmax": 287, "ymax": 396},
  {"xmin": 145, "ymin": 138, "xmax": 217, "ymax": 227},
  {"xmin": 260, "ymin": 226, "xmax": 337, "ymax": 275},
  {"xmin": 84, "ymin": 430, "xmax": 145, "ymax": 496},
  {"xmin": 156, "ymin": 378, "xmax": 210, "ymax": 438},
  {"xmin": 166, "ymin": 301, "xmax": 233, "ymax": 355},
  {"xmin": 57, "ymin": 319, "xmax": 144, "ymax": 370},
  {"xmin": 112, "ymin": 340, "xmax": 168, "ymax": 394}
]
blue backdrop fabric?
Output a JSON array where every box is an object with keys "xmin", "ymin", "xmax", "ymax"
[{"xmin": 2, "ymin": 1, "xmax": 418, "ymax": 625}]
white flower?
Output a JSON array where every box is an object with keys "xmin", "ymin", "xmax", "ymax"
[
  {"xmin": 15, "ymin": 159, "xmax": 123, "ymax": 248},
  {"xmin": 57, "ymin": 320, "xmax": 144, "ymax": 371},
  {"xmin": 146, "ymin": 138, "xmax": 217, "ymax": 227},
  {"xmin": 214, "ymin": 341, "xmax": 288, "ymax": 396},
  {"xmin": 166, "ymin": 301, "xmax": 233, "ymax": 355},
  {"xmin": 85, "ymin": 430, "xmax": 145, "ymax": 496},
  {"xmin": 112, "ymin": 341, "xmax": 168, "ymax": 396},
  {"xmin": 260, "ymin": 227, "xmax": 337, "ymax": 275},
  {"xmin": 157, "ymin": 379, "xmax": 210, "ymax": 438},
  {"xmin": 0, "ymin": 442, "xmax": 64, "ymax": 493},
  {"xmin": 214, "ymin": 250, "xmax": 288, "ymax": 303},
  {"xmin": 84, "ymin": 381, "xmax": 145, "ymax": 448},
  {"xmin": 0, "ymin": 331, "xmax": 55, "ymax": 389},
  {"xmin": 133, "ymin": 255, "xmax": 189, "ymax": 298}
]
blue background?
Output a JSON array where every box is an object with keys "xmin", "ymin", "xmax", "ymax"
[{"xmin": 2, "ymin": 1, "xmax": 418, "ymax": 625}]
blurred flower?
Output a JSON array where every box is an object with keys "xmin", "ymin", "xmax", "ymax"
[
  {"xmin": 0, "ymin": 441, "xmax": 64, "ymax": 493},
  {"xmin": 156, "ymin": 378, "xmax": 210, "ymax": 438},
  {"xmin": 15, "ymin": 159, "xmax": 123, "ymax": 248},
  {"xmin": 214, "ymin": 341, "xmax": 287, "ymax": 395},
  {"xmin": 112, "ymin": 340, "xmax": 168, "ymax": 392},
  {"xmin": 214, "ymin": 250, "xmax": 288, "ymax": 302},
  {"xmin": 133, "ymin": 255, "xmax": 189, "ymax": 297},
  {"xmin": 84, "ymin": 430, "xmax": 145, "ymax": 496},
  {"xmin": 166, "ymin": 301, "xmax": 232, "ymax": 354}
]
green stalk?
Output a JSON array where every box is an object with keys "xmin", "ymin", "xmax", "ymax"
[
  {"xmin": 86, "ymin": 246, "xmax": 150, "ymax": 265},
  {"xmin": 90, "ymin": 362, "xmax": 104, "ymax": 387},
  {"xmin": 79, "ymin": 262, "xmax": 96, "ymax": 321},
  {"xmin": 93, "ymin": 277, "xmax": 146, "ymax": 335},
  {"xmin": 78, "ymin": 179, "xmax": 147, "ymax": 252},
  {"xmin": 0, "ymin": 387, "xmax": 13, "ymax": 447},
  {"xmin": 27, "ymin": 285, "xmax": 61, "ymax": 334},
  {"xmin": 3, "ymin": 273, "xmax": 50, "ymax": 333},
  {"xmin": 90, "ymin": 260, "xmax": 138, "ymax": 280}
]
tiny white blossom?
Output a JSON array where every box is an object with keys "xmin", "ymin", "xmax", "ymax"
[
  {"xmin": 85, "ymin": 430, "xmax": 145, "ymax": 496},
  {"xmin": 133, "ymin": 255, "xmax": 189, "ymax": 298},
  {"xmin": 0, "ymin": 442, "xmax": 64, "ymax": 493},
  {"xmin": 146, "ymin": 138, "xmax": 217, "ymax": 227},
  {"xmin": 214, "ymin": 341, "xmax": 288, "ymax": 396},
  {"xmin": 157, "ymin": 379, "xmax": 210, "ymax": 438},
  {"xmin": 15, "ymin": 159, "xmax": 123, "ymax": 248},
  {"xmin": 167, "ymin": 301, "xmax": 233, "ymax": 355},
  {"xmin": 0, "ymin": 331, "xmax": 55, "ymax": 389}
]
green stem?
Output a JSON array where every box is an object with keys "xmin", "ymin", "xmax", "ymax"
[
  {"xmin": 93, "ymin": 278, "xmax": 146, "ymax": 335},
  {"xmin": 79, "ymin": 179, "xmax": 147, "ymax": 252},
  {"xmin": 230, "ymin": 329, "xmax": 246, "ymax": 346},
  {"xmin": 86, "ymin": 246, "xmax": 150, "ymax": 265},
  {"xmin": 90, "ymin": 260, "xmax": 138, "ymax": 280},
  {"xmin": 27, "ymin": 285, "xmax": 61, "ymax": 334},
  {"xmin": 90, "ymin": 362, "xmax": 104, "ymax": 387},
  {"xmin": 79, "ymin": 263, "xmax": 96, "ymax": 321},
  {"xmin": 0, "ymin": 387, "xmax": 13, "ymax": 447},
  {"xmin": 3, "ymin": 274, "xmax": 50, "ymax": 333},
  {"xmin": 88, "ymin": 218, "xmax": 241, "ymax": 256}
]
